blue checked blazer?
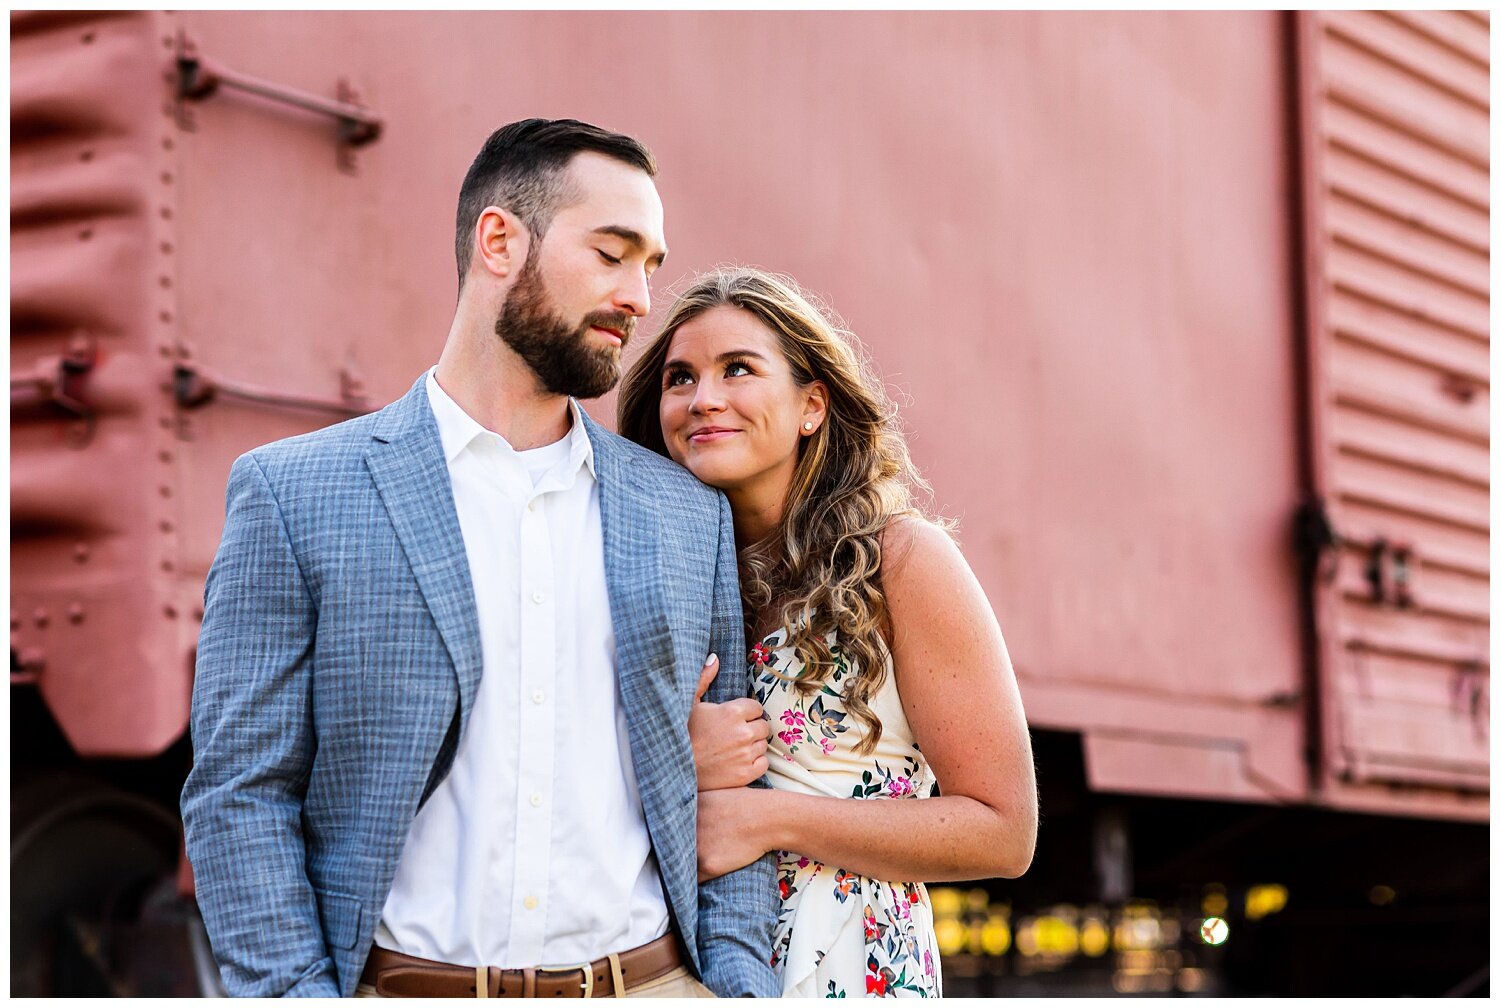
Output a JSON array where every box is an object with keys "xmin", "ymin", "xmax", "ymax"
[{"xmin": 181, "ymin": 376, "xmax": 779, "ymax": 998}]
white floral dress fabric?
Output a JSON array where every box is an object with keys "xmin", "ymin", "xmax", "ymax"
[{"xmin": 751, "ymin": 628, "xmax": 942, "ymax": 998}]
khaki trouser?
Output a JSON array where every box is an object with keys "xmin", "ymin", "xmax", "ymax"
[{"xmin": 355, "ymin": 965, "xmax": 716, "ymax": 999}]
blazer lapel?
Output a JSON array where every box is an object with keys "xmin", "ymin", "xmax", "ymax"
[
  {"xmin": 364, "ymin": 379, "xmax": 484, "ymax": 731},
  {"xmin": 583, "ymin": 412, "xmax": 700, "ymax": 949}
]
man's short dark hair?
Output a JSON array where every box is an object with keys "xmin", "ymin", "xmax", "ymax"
[{"xmin": 455, "ymin": 118, "xmax": 657, "ymax": 290}]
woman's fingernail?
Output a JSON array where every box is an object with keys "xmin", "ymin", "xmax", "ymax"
[{"xmin": 708, "ymin": 653, "xmax": 718, "ymax": 665}]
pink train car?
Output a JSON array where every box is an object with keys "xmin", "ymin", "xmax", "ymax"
[{"xmin": 10, "ymin": 10, "xmax": 1487, "ymax": 996}]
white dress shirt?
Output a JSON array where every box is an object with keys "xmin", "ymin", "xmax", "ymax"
[{"xmin": 373, "ymin": 369, "xmax": 669, "ymax": 968}]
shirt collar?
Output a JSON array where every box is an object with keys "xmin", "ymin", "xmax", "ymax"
[{"xmin": 425, "ymin": 367, "xmax": 597, "ymax": 478}]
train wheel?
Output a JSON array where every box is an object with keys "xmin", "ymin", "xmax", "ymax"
[{"xmin": 11, "ymin": 772, "xmax": 180, "ymax": 996}]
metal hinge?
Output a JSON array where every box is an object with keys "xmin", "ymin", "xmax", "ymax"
[{"xmin": 173, "ymin": 29, "xmax": 384, "ymax": 174}]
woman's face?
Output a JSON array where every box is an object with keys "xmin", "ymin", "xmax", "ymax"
[{"xmin": 658, "ymin": 305, "xmax": 824, "ymax": 496}]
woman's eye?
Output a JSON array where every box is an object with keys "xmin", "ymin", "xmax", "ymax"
[
  {"xmin": 597, "ymin": 250, "xmax": 622, "ymax": 265},
  {"xmin": 725, "ymin": 362, "xmax": 752, "ymax": 377},
  {"xmin": 665, "ymin": 370, "xmax": 693, "ymax": 387}
]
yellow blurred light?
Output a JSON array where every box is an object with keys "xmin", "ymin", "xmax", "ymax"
[
  {"xmin": 934, "ymin": 917, "xmax": 966, "ymax": 957},
  {"xmin": 965, "ymin": 888, "xmax": 990, "ymax": 912},
  {"xmin": 929, "ymin": 887, "xmax": 963, "ymax": 919},
  {"xmin": 1201, "ymin": 887, "xmax": 1229, "ymax": 917},
  {"xmin": 981, "ymin": 915, "xmax": 1012, "ymax": 956},
  {"xmin": 1369, "ymin": 885, "xmax": 1396, "ymax": 906},
  {"xmin": 1015, "ymin": 918, "xmax": 1039, "ymax": 958},
  {"xmin": 1035, "ymin": 915, "xmax": 1079, "ymax": 956},
  {"xmin": 1200, "ymin": 917, "xmax": 1230, "ymax": 946},
  {"xmin": 1177, "ymin": 967, "xmax": 1206, "ymax": 993},
  {"xmin": 1080, "ymin": 918, "xmax": 1110, "ymax": 958},
  {"xmin": 1246, "ymin": 884, "xmax": 1288, "ymax": 920}
]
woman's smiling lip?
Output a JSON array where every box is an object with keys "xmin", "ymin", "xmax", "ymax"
[{"xmin": 688, "ymin": 427, "xmax": 739, "ymax": 443}]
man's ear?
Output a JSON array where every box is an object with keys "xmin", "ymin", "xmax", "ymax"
[
  {"xmin": 473, "ymin": 205, "xmax": 531, "ymax": 281},
  {"xmin": 801, "ymin": 380, "xmax": 829, "ymax": 435}
]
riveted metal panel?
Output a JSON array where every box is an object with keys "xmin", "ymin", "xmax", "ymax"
[
  {"xmin": 10, "ymin": 10, "xmax": 198, "ymax": 757},
  {"xmin": 1296, "ymin": 10, "xmax": 1488, "ymax": 817}
]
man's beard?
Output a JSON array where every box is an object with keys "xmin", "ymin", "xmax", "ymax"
[{"xmin": 495, "ymin": 255, "xmax": 634, "ymax": 400}]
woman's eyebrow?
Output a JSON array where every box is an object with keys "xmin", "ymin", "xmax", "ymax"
[{"xmin": 663, "ymin": 349, "xmax": 769, "ymax": 372}]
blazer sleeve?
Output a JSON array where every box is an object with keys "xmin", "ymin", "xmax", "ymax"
[
  {"xmin": 694, "ymin": 490, "xmax": 782, "ymax": 997},
  {"xmin": 180, "ymin": 452, "xmax": 341, "ymax": 998}
]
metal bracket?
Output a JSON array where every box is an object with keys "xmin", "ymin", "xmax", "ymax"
[
  {"xmin": 10, "ymin": 335, "xmax": 99, "ymax": 446},
  {"xmin": 1364, "ymin": 537, "xmax": 1416, "ymax": 609},
  {"xmin": 172, "ymin": 363, "xmax": 369, "ymax": 417},
  {"xmin": 1293, "ymin": 497, "xmax": 1342, "ymax": 585},
  {"xmin": 173, "ymin": 29, "xmax": 383, "ymax": 174}
]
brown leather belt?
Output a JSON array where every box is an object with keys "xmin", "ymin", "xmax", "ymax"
[{"xmin": 359, "ymin": 933, "xmax": 683, "ymax": 998}]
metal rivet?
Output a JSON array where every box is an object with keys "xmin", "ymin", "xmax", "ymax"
[
  {"xmin": 159, "ymin": 520, "xmax": 174, "ymax": 533},
  {"xmin": 161, "ymin": 171, "xmax": 173, "ymax": 185},
  {"xmin": 160, "ymin": 242, "xmax": 174, "ymax": 255},
  {"xmin": 79, "ymin": 150, "xmax": 94, "ymax": 162},
  {"xmin": 159, "ymin": 310, "xmax": 174, "ymax": 324},
  {"xmin": 159, "ymin": 276, "xmax": 172, "ymax": 289},
  {"xmin": 78, "ymin": 228, "xmax": 93, "ymax": 241},
  {"xmin": 160, "ymin": 206, "xmax": 173, "ymax": 220},
  {"xmin": 162, "ymin": 137, "xmax": 174, "ymax": 152},
  {"xmin": 81, "ymin": 32, "xmax": 95, "ymax": 43},
  {"xmin": 193, "ymin": 606, "xmax": 204, "ymax": 621},
  {"xmin": 159, "ymin": 485, "xmax": 172, "ymax": 498},
  {"xmin": 164, "ymin": 605, "xmax": 179, "ymax": 619},
  {"xmin": 33, "ymin": 609, "xmax": 50, "ymax": 628},
  {"xmin": 73, "ymin": 543, "xmax": 90, "ymax": 563},
  {"xmin": 159, "ymin": 450, "xmax": 174, "ymax": 463},
  {"xmin": 161, "ymin": 559, "xmax": 175, "ymax": 572},
  {"xmin": 67, "ymin": 604, "xmax": 85, "ymax": 624}
]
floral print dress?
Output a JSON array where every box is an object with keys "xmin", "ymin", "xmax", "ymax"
[{"xmin": 752, "ymin": 629, "xmax": 942, "ymax": 998}]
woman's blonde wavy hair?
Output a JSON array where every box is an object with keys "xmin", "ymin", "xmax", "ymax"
[{"xmin": 618, "ymin": 267, "xmax": 940, "ymax": 754}]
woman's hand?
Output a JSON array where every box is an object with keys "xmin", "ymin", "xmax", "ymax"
[
  {"xmin": 697, "ymin": 786, "xmax": 778, "ymax": 882},
  {"xmin": 689, "ymin": 655, "xmax": 772, "ymax": 791}
]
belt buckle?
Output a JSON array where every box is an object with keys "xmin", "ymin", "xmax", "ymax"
[{"xmin": 537, "ymin": 961, "xmax": 595, "ymax": 999}]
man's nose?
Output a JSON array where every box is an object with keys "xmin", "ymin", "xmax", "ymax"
[{"xmin": 613, "ymin": 266, "xmax": 651, "ymax": 319}]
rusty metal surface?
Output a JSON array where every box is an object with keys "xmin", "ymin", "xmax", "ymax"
[
  {"xmin": 8, "ymin": 11, "xmax": 1485, "ymax": 818},
  {"xmin": 1296, "ymin": 10, "xmax": 1489, "ymax": 817}
]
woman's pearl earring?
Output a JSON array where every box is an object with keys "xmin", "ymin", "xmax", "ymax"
[{"xmin": 803, "ymin": 422, "xmax": 814, "ymax": 432}]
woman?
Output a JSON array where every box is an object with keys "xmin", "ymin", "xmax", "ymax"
[{"xmin": 619, "ymin": 268, "xmax": 1036, "ymax": 998}]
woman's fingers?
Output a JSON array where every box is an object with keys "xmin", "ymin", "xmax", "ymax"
[{"xmin": 693, "ymin": 653, "xmax": 720, "ymax": 702}]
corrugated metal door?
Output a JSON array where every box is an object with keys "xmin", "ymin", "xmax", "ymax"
[{"xmin": 1296, "ymin": 11, "xmax": 1488, "ymax": 818}]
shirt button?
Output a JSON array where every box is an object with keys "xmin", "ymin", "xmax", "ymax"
[
  {"xmin": 523, "ymin": 896, "xmax": 538, "ymax": 910},
  {"xmin": 531, "ymin": 591, "xmax": 544, "ymax": 605},
  {"xmin": 532, "ymin": 690, "xmax": 545, "ymax": 704},
  {"xmin": 529, "ymin": 793, "xmax": 543, "ymax": 807},
  {"xmin": 527, "ymin": 500, "xmax": 538, "ymax": 512}
]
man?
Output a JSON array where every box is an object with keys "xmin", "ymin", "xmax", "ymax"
[{"xmin": 181, "ymin": 119, "xmax": 779, "ymax": 998}]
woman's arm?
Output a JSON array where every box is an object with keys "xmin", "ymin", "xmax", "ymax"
[{"xmin": 697, "ymin": 518, "xmax": 1038, "ymax": 882}]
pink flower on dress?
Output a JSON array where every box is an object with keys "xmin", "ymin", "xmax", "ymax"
[
  {"xmin": 749, "ymin": 642, "xmax": 772, "ymax": 666},
  {"xmin": 778, "ymin": 728, "xmax": 804, "ymax": 747},
  {"xmin": 924, "ymin": 950, "xmax": 935, "ymax": 976},
  {"xmin": 819, "ymin": 737, "xmax": 836, "ymax": 755},
  {"xmin": 887, "ymin": 776, "xmax": 913, "ymax": 797},
  {"xmin": 780, "ymin": 709, "xmax": 806, "ymax": 727}
]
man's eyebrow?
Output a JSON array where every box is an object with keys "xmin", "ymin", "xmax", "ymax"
[
  {"xmin": 662, "ymin": 349, "xmax": 770, "ymax": 372},
  {"xmin": 591, "ymin": 226, "xmax": 667, "ymax": 268}
]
